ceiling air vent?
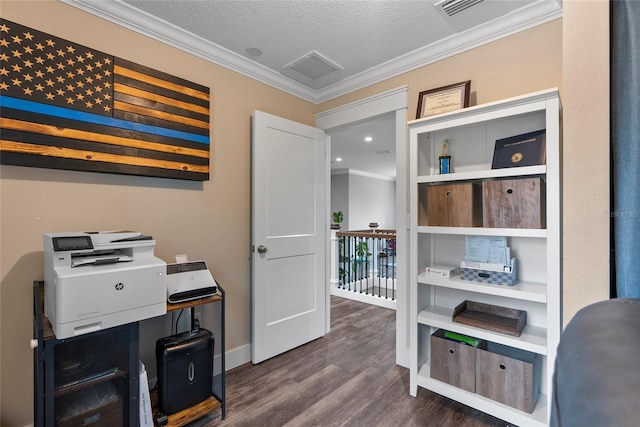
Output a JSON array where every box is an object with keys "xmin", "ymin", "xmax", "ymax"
[
  {"xmin": 284, "ymin": 50, "xmax": 342, "ymax": 80},
  {"xmin": 434, "ymin": 0, "xmax": 534, "ymax": 31},
  {"xmin": 281, "ymin": 50, "xmax": 344, "ymax": 90},
  {"xmin": 437, "ymin": 0, "xmax": 485, "ymax": 17}
]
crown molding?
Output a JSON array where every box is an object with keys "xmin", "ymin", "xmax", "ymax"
[
  {"xmin": 315, "ymin": 86, "xmax": 408, "ymax": 130},
  {"xmin": 59, "ymin": 0, "xmax": 320, "ymax": 102},
  {"xmin": 60, "ymin": 0, "xmax": 562, "ymax": 105},
  {"xmin": 315, "ymin": 1, "xmax": 563, "ymax": 103}
]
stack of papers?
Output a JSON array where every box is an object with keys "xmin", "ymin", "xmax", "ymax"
[{"xmin": 461, "ymin": 236, "xmax": 513, "ymax": 272}]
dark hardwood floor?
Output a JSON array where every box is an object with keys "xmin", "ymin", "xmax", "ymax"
[{"xmin": 196, "ymin": 296, "xmax": 509, "ymax": 427}]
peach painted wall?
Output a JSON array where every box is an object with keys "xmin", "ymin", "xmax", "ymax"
[
  {"xmin": 317, "ymin": 20, "xmax": 563, "ymax": 118},
  {"xmin": 1, "ymin": 2, "xmax": 611, "ymax": 426},
  {"xmin": 0, "ymin": 1, "xmax": 315, "ymax": 425},
  {"xmin": 561, "ymin": 0, "xmax": 610, "ymax": 323}
]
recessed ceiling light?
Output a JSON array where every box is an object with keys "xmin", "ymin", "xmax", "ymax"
[
  {"xmin": 336, "ymin": 157, "xmax": 342, "ymax": 162},
  {"xmin": 364, "ymin": 136, "xmax": 373, "ymax": 142}
]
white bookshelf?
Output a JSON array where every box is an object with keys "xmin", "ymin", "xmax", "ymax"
[{"xmin": 408, "ymin": 88, "xmax": 561, "ymax": 426}]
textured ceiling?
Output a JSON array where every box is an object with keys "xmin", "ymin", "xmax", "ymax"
[
  {"xmin": 63, "ymin": 0, "xmax": 562, "ymax": 103},
  {"xmin": 123, "ymin": 0, "xmax": 453, "ymax": 89},
  {"xmin": 60, "ymin": 0, "xmax": 562, "ymax": 177}
]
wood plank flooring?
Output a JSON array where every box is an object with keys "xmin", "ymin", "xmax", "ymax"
[{"xmin": 194, "ymin": 296, "xmax": 509, "ymax": 427}]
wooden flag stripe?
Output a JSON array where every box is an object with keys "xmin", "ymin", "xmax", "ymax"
[
  {"xmin": 113, "ymin": 74, "xmax": 209, "ymax": 110},
  {"xmin": 113, "ymin": 92, "xmax": 209, "ymax": 126},
  {"xmin": 113, "ymin": 100, "xmax": 209, "ymax": 130},
  {"xmin": 1, "ymin": 127, "xmax": 208, "ymax": 166},
  {"xmin": 114, "ymin": 64, "xmax": 209, "ymax": 102},
  {"xmin": 1, "ymin": 151, "xmax": 207, "ymax": 180},
  {"xmin": 1, "ymin": 105, "xmax": 208, "ymax": 152},
  {"xmin": 0, "ymin": 116, "xmax": 209, "ymax": 158},
  {"xmin": 113, "ymin": 109, "xmax": 208, "ymax": 137},
  {"xmin": 113, "ymin": 82, "xmax": 210, "ymax": 116},
  {"xmin": 115, "ymin": 57, "xmax": 209, "ymax": 95},
  {"xmin": 0, "ymin": 140, "xmax": 209, "ymax": 173}
]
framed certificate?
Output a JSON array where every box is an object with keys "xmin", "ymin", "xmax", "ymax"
[{"xmin": 416, "ymin": 80, "xmax": 471, "ymax": 119}]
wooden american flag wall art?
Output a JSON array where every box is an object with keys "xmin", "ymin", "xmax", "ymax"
[{"xmin": 0, "ymin": 19, "xmax": 211, "ymax": 181}]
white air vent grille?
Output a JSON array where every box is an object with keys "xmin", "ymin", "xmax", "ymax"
[
  {"xmin": 284, "ymin": 51, "xmax": 343, "ymax": 81},
  {"xmin": 434, "ymin": 0, "xmax": 531, "ymax": 32},
  {"xmin": 437, "ymin": 0, "xmax": 485, "ymax": 17}
]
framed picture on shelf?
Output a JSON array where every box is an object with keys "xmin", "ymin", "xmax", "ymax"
[{"xmin": 416, "ymin": 80, "xmax": 471, "ymax": 119}]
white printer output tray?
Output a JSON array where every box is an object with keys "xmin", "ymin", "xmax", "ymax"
[
  {"xmin": 166, "ymin": 261, "xmax": 218, "ymax": 304},
  {"xmin": 44, "ymin": 231, "xmax": 167, "ymax": 339}
]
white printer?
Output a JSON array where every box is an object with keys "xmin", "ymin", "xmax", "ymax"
[{"xmin": 44, "ymin": 231, "xmax": 167, "ymax": 339}]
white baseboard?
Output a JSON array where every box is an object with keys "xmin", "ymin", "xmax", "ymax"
[{"xmin": 225, "ymin": 343, "xmax": 252, "ymax": 370}]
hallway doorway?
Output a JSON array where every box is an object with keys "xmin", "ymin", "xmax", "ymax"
[{"xmin": 315, "ymin": 86, "xmax": 409, "ymax": 367}]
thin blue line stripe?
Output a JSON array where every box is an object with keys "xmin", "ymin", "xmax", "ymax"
[{"xmin": 0, "ymin": 96, "xmax": 209, "ymax": 145}]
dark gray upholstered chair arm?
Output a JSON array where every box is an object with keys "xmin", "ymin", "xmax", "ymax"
[{"xmin": 550, "ymin": 298, "xmax": 640, "ymax": 427}]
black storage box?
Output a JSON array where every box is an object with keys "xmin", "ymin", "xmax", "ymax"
[{"xmin": 156, "ymin": 328, "xmax": 214, "ymax": 415}]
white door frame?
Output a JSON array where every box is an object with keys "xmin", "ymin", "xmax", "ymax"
[{"xmin": 315, "ymin": 86, "xmax": 409, "ymax": 367}]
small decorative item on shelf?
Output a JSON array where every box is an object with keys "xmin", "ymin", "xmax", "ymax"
[
  {"xmin": 491, "ymin": 129, "xmax": 546, "ymax": 169},
  {"xmin": 439, "ymin": 138, "xmax": 451, "ymax": 174},
  {"xmin": 331, "ymin": 211, "xmax": 343, "ymax": 230}
]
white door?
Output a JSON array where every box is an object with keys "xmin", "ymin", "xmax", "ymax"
[{"xmin": 251, "ymin": 110, "xmax": 327, "ymax": 363}]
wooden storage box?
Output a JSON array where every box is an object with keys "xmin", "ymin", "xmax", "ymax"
[
  {"xmin": 482, "ymin": 177, "xmax": 545, "ymax": 229},
  {"xmin": 475, "ymin": 342, "xmax": 541, "ymax": 413},
  {"xmin": 427, "ymin": 182, "xmax": 482, "ymax": 227},
  {"xmin": 452, "ymin": 300, "xmax": 526, "ymax": 337},
  {"xmin": 430, "ymin": 329, "xmax": 484, "ymax": 392}
]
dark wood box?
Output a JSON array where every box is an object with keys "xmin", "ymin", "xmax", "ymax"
[
  {"xmin": 426, "ymin": 182, "xmax": 482, "ymax": 227},
  {"xmin": 452, "ymin": 300, "xmax": 526, "ymax": 337},
  {"xmin": 482, "ymin": 177, "xmax": 545, "ymax": 229},
  {"xmin": 475, "ymin": 342, "xmax": 541, "ymax": 413},
  {"xmin": 430, "ymin": 329, "xmax": 481, "ymax": 392}
]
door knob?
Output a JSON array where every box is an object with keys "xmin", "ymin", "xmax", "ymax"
[{"xmin": 257, "ymin": 245, "xmax": 268, "ymax": 254}]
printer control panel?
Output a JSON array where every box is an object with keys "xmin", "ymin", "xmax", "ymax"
[{"xmin": 52, "ymin": 235, "xmax": 93, "ymax": 252}]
